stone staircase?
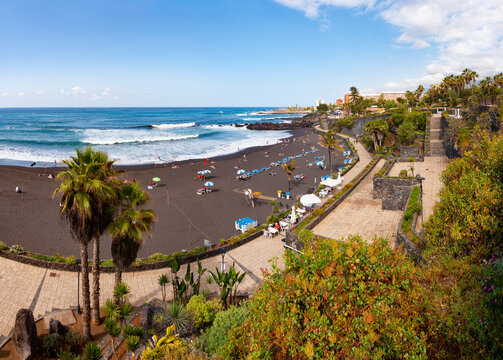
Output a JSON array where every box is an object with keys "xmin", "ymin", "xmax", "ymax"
[{"xmin": 429, "ymin": 115, "xmax": 446, "ymax": 157}]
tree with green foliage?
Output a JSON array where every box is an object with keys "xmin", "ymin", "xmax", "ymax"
[
  {"xmin": 54, "ymin": 147, "xmax": 120, "ymax": 338},
  {"xmin": 110, "ymin": 182, "xmax": 156, "ymax": 291},
  {"xmin": 281, "ymin": 160, "xmax": 298, "ymax": 192},
  {"xmin": 318, "ymin": 130, "xmax": 344, "ymax": 174},
  {"xmin": 316, "ymin": 103, "xmax": 329, "ymax": 114},
  {"xmin": 365, "ymin": 119, "xmax": 389, "ymax": 151},
  {"xmin": 397, "ymin": 121, "xmax": 416, "ymax": 145}
]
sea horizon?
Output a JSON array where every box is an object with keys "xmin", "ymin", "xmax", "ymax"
[{"xmin": 0, "ymin": 107, "xmax": 303, "ymax": 167}]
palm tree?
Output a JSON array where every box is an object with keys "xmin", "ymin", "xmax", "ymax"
[
  {"xmin": 110, "ymin": 183, "xmax": 156, "ymax": 291},
  {"xmin": 54, "ymin": 147, "xmax": 118, "ymax": 340},
  {"xmin": 318, "ymin": 130, "xmax": 344, "ymax": 174},
  {"xmin": 281, "ymin": 160, "xmax": 298, "ymax": 192}
]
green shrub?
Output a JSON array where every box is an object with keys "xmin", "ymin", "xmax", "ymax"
[
  {"xmin": 273, "ymin": 206, "xmax": 279, "ymax": 213},
  {"xmin": 10, "ymin": 244, "xmax": 24, "ymax": 255},
  {"xmin": 230, "ymin": 236, "xmax": 240, "ymax": 244},
  {"xmin": 42, "ymin": 333, "xmax": 62, "ymax": 357},
  {"xmin": 187, "ymin": 294, "xmax": 223, "ymax": 330},
  {"xmin": 313, "ymin": 208, "xmax": 324, "ymax": 217},
  {"xmin": 220, "ymin": 238, "xmax": 227, "ymax": 245},
  {"xmin": 247, "ymin": 227, "xmax": 256, "ymax": 234},
  {"xmin": 58, "ymin": 348, "xmax": 79, "ymax": 360},
  {"xmin": 267, "ymin": 214, "xmax": 277, "ymax": 223},
  {"xmin": 64, "ymin": 329, "xmax": 83, "ymax": 353},
  {"xmin": 0, "ymin": 241, "xmax": 7, "ymax": 251},
  {"xmin": 399, "ymin": 169, "xmax": 408, "ymax": 177},
  {"xmin": 196, "ymin": 303, "xmax": 250, "ymax": 358},
  {"xmin": 299, "ymin": 229, "xmax": 314, "ymax": 244}
]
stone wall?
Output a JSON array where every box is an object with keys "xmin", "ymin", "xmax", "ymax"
[
  {"xmin": 440, "ymin": 115, "xmax": 460, "ymax": 159},
  {"xmin": 399, "ymin": 146, "xmax": 423, "ymax": 162},
  {"xmin": 0, "ymin": 229, "xmax": 264, "ymax": 273},
  {"xmin": 372, "ymin": 177, "xmax": 418, "ymax": 210}
]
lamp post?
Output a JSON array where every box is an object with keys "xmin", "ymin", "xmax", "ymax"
[
  {"xmin": 416, "ymin": 174, "xmax": 425, "ymax": 234},
  {"xmin": 220, "ymin": 248, "xmax": 227, "ymax": 272},
  {"xmin": 75, "ymin": 258, "xmax": 81, "ymax": 314}
]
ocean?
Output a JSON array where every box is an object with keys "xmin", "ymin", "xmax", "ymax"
[{"xmin": 0, "ymin": 107, "xmax": 302, "ymax": 166}]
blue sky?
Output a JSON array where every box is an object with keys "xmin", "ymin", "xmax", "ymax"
[{"xmin": 0, "ymin": 0, "xmax": 501, "ymax": 107}]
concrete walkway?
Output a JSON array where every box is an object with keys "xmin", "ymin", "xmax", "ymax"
[{"xmin": 0, "ymin": 235, "xmax": 285, "ymax": 341}]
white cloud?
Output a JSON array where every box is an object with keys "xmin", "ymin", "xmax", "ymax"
[
  {"xmin": 273, "ymin": 0, "xmax": 376, "ymax": 18},
  {"xmin": 0, "ymin": 92, "xmax": 8, "ymax": 97},
  {"xmin": 36, "ymin": 91, "xmax": 45, "ymax": 96},
  {"xmin": 102, "ymin": 88, "xmax": 111, "ymax": 96},
  {"xmin": 274, "ymin": 0, "xmax": 503, "ymax": 89},
  {"xmin": 70, "ymin": 86, "xmax": 86, "ymax": 95},
  {"xmin": 17, "ymin": 92, "xmax": 26, "ymax": 97}
]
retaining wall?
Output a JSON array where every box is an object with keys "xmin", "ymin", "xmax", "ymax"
[{"xmin": 399, "ymin": 146, "xmax": 423, "ymax": 162}]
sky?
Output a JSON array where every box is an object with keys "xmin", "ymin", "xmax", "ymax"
[{"xmin": 0, "ymin": 0, "xmax": 502, "ymax": 107}]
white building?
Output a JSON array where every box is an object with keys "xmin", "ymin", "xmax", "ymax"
[{"xmin": 315, "ymin": 98, "xmax": 325, "ymax": 108}]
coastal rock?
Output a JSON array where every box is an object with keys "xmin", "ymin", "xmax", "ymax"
[
  {"xmin": 49, "ymin": 319, "xmax": 67, "ymax": 337},
  {"xmin": 12, "ymin": 309, "xmax": 38, "ymax": 360},
  {"xmin": 245, "ymin": 116, "xmax": 317, "ymax": 130}
]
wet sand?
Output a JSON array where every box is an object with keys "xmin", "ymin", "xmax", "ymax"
[{"xmin": 0, "ymin": 128, "xmax": 349, "ymax": 258}]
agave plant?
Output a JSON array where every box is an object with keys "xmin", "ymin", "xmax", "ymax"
[
  {"xmin": 164, "ymin": 302, "xmax": 191, "ymax": 334},
  {"xmin": 82, "ymin": 342, "xmax": 103, "ymax": 360},
  {"xmin": 125, "ymin": 335, "xmax": 141, "ymax": 360},
  {"xmin": 104, "ymin": 318, "xmax": 121, "ymax": 360}
]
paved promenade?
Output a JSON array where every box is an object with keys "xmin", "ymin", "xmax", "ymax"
[
  {"xmin": 388, "ymin": 158, "xmax": 448, "ymax": 224},
  {"xmin": 313, "ymin": 158, "xmax": 403, "ymax": 243},
  {"xmin": 0, "ymin": 235, "xmax": 285, "ymax": 341}
]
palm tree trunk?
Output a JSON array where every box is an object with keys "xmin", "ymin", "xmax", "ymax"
[
  {"xmin": 91, "ymin": 237, "xmax": 101, "ymax": 325},
  {"xmin": 288, "ymin": 176, "xmax": 291, "ymax": 192},
  {"xmin": 328, "ymin": 149, "xmax": 332, "ymax": 174},
  {"xmin": 80, "ymin": 241, "xmax": 92, "ymax": 341}
]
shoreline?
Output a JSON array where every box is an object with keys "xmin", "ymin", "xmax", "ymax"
[{"xmin": 0, "ymin": 128, "xmax": 350, "ymax": 258}]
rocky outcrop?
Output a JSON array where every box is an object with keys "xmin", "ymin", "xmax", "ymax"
[
  {"xmin": 49, "ymin": 319, "xmax": 67, "ymax": 337},
  {"xmin": 12, "ymin": 309, "xmax": 38, "ymax": 360},
  {"xmin": 246, "ymin": 117, "xmax": 317, "ymax": 130}
]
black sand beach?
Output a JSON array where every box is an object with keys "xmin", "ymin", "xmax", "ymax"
[{"xmin": 0, "ymin": 128, "xmax": 349, "ymax": 258}]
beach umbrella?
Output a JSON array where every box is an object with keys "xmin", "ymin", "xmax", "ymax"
[
  {"xmin": 315, "ymin": 156, "xmax": 323, "ymax": 159},
  {"xmin": 197, "ymin": 171, "xmax": 205, "ymax": 175},
  {"xmin": 300, "ymin": 194, "xmax": 321, "ymax": 207},
  {"xmin": 339, "ymin": 167, "xmax": 344, "ymax": 172},
  {"xmin": 321, "ymin": 178, "xmax": 338, "ymax": 187},
  {"xmin": 202, "ymin": 169, "xmax": 211, "ymax": 174},
  {"xmin": 152, "ymin": 177, "xmax": 161, "ymax": 182},
  {"xmin": 203, "ymin": 181, "xmax": 214, "ymax": 187},
  {"xmin": 290, "ymin": 205, "xmax": 296, "ymax": 224},
  {"xmin": 236, "ymin": 169, "xmax": 245, "ymax": 175},
  {"xmin": 253, "ymin": 169, "xmax": 260, "ymax": 173},
  {"xmin": 316, "ymin": 161, "xmax": 324, "ymax": 166}
]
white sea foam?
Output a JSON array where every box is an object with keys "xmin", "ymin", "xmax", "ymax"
[
  {"xmin": 87, "ymin": 134, "xmax": 198, "ymax": 145},
  {"xmin": 201, "ymin": 124, "xmax": 236, "ymax": 130},
  {"xmin": 150, "ymin": 122, "xmax": 195, "ymax": 129},
  {"xmin": 81, "ymin": 128, "xmax": 199, "ymax": 145},
  {"xmin": 235, "ymin": 113, "xmax": 247, "ymax": 116}
]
